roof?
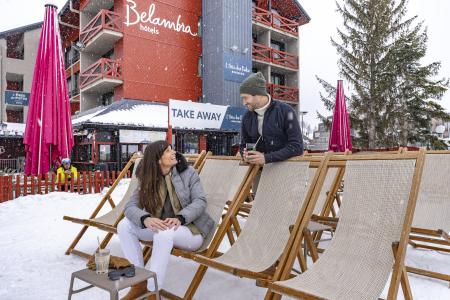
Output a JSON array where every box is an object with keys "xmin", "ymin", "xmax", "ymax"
[
  {"xmin": 0, "ymin": 22, "xmax": 43, "ymax": 39},
  {"xmin": 72, "ymin": 99, "xmax": 168, "ymax": 129},
  {"xmin": 294, "ymin": 1, "xmax": 311, "ymax": 24}
]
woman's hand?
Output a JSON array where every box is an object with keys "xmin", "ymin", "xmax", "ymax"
[
  {"xmin": 163, "ymin": 218, "xmax": 181, "ymax": 230},
  {"xmin": 143, "ymin": 217, "xmax": 169, "ymax": 232}
]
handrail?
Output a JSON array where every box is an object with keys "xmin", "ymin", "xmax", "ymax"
[{"xmin": 80, "ymin": 10, "xmax": 122, "ymax": 45}]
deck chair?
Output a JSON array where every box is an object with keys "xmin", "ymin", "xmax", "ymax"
[
  {"xmin": 407, "ymin": 151, "xmax": 450, "ymax": 284},
  {"xmin": 139, "ymin": 157, "xmax": 258, "ymax": 299},
  {"xmin": 178, "ymin": 155, "xmax": 331, "ymax": 300},
  {"xmin": 184, "ymin": 150, "xmax": 207, "ymax": 170},
  {"xmin": 63, "ymin": 153, "xmax": 142, "ymax": 258},
  {"xmin": 266, "ymin": 151, "xmax": 426, "ymax": 300}
]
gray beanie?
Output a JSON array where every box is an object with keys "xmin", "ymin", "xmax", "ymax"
[{"xmin": 239, "ymin": 72, "xmax": 268, "ymax": 96}]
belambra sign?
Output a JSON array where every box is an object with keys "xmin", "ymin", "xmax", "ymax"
[
  {"xmin": 125, "ymin": 0, "xmax": 197, "ymax": 37},
  {"xmin": 169, "ymin": 99, "xmax": 245, "ymax": 131}
]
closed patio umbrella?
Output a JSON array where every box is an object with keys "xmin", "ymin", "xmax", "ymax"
[{"xmin": 328, "ymin": 80, "xmax": 352, "ymax": 152}]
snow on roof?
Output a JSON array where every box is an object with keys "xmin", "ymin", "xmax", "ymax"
[
  {"xmin": 0, "ymin": 122, "xmax": 26, "ymax": 136},
  {"xmin": 71, "ymin": 106, "xmax": 107, "ymax": 125},
  {"xmin": 72, "ymin": 99, "xmax": 168, "ymax": 128}
]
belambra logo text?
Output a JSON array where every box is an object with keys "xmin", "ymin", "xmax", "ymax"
[{"xmin": 125, "ymin": 0, "xmax": 198, "ymax": 37}]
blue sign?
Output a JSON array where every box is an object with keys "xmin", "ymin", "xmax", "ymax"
[
  {"xmin": 5, "ymin": 91, "xmax": 30, "ymax": 106},
  {"xmin": 223, "ymin": 52, "xmax": 252, "ymax": 83},
  {"xmin": 221, "ymin": 106, "xmax": 246, "ymax": 131}
]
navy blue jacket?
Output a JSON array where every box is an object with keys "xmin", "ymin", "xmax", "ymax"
[{"xmin": 240, "ymin": 100, "xmax": 303, "ymax": 163}]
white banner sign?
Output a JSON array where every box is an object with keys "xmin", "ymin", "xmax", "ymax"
[
  {"xmin": 169, "ymin": 99, "xmax": 227, "ymax": 130},
  {"xmin": 119, "ymin": 130, "xmax": 166, "ymax": 143}
]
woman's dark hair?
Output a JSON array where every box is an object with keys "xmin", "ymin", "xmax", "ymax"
[{"xmin": 137, "ymin": 140, "xmax": 170, "ymax": 214}]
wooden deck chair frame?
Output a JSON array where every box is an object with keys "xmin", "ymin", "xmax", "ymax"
[
  {"xmin": 137, "ymin": 156, "xmax": 259, "ymax": 300},
  {"xmin": 265, "ymin": 150, "xmax": 426, "ymax": 300},
  {"xmin": 184, "ymin": 150, "xmax": 207, "ymax": 170},
  {"xmin": 405, "ymin": 150, "xmax": 450, "ymax": 284},
  {"xmin": 63, "ymin": 152, "xmax": 143, "ymax": 258},
  {"xmin": 173, "ymin": 154, "xmax": 332, "ymax": 300}
]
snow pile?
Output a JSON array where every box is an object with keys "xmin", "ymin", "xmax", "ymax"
[{"xmin": 0, "ymin": 179, "xmax": 449, "ymax": 299}]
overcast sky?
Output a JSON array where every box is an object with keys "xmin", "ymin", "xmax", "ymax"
[{"xmin": 1, "ymin": 0, "xmax": 449, "ymax": 130}]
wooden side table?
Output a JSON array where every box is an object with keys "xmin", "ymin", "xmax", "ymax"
[{"xmin": 68, "ymin": 267, "xmax": 160, "ymax": 300}]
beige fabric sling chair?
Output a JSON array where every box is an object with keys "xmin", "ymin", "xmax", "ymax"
[
  {"xmin": 407, "ymin": 151, "xmax": 450, "ymax": 284},
  {"xmin": 266, "ymin": 151, "xmax": 426, "ymax": 300},
  {"xmin": 177, "ymin": 155, "xmax": 331, "ymax": 300},
  {"xmin": 63, "ymin": 153, "xmax": 143, "ymax": 259},
  {"xmin": 139, "ymin": 157, "xmax": 258, "ymax": 300}
]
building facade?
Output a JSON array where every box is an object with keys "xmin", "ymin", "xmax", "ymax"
[{"xmin": 0, "ymin": 23, "xmax": 42, "ymax": 124}]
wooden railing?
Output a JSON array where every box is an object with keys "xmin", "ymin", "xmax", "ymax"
[
  {"xmin": 252, "ymin": 6, "xmax": 299, "ymax": 36},
  {"xmin": 267, "ymin": 83, "xmax": 299, "ymax": 103},
  {"xmin": 80, "ymin": 9, "xmax": 122, "ymax": 45},
  {"xmin": 0, "ymin": 170, "xmax": 131, "ymax": 202},
  {"xmin": 252, "ymin": 43, "xmax": 298, "ymax": 69},
  {"xmin": 252, "ymin": 43, "xmax": 271, "ymax": 63},
  {"xmin": 80, "ymin": 58, "xmax": 122, "ymax": 89}
]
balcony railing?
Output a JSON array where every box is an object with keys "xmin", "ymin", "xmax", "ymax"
[
  {"xmin": 80, "ymin": 58, "xmax": 122, "ymax": 89},
  {"xmin": 252, "ymin": 6, "xmax": 299, "ymax": 36},
  {"xmin": 80, "ymin": 10, "xmax": 122, "ymax": 46},
  {"xmin": 252, "ymin": 43, "xmax": 298, "ymax": 69},
  {"xmin": 267, "ymin": 83, "xmax": 299, "ymax": 103}
]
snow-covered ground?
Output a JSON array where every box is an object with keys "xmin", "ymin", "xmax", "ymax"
[{"xmin": 0, "ymin": 179, "xmax": 449, "ymax": 299}]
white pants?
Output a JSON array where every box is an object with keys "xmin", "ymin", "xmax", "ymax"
[{"xmin": 117, "ymin": 218, "xmax": 203, "ymax": 291}]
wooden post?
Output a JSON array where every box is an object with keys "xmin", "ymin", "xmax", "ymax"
[
  {"xmin": 44, "ymin": 174, "xmax": 49, "ymax": 194},
  {"xmin": 51, "ymin": 173, "xmax": 56, "ymax": 192},
  {"xmin": 8, "ymin": 176, "xmax": 13, "ymax": 200},
  {"xmin": 64, "ymin": 175, "xmax": 69, "ymax": 192},
  {"xmin": 77, "ymin": 174, "xmax": 81, "ymax": 194},
  {"xmin": 30, "ymin": 176, "xmax": 35, "ymax": 195},
  {"xmin": 15, "ymin": 174, "xmax": 20, "ymax": 198},
  {"xmin": 23, "ymin": 175, "xmax": 28, "ymax": 196},
  {"xmin": 83, "ymin": 171, "xmax": 87, "ymax": 194},
  {"xmin": 57, "ymin": 174, "xmax": 62, "ymax": 191},
  {"xmin": 37, "ymin": 175, "xmax": 42, "ymax": 195},
  {"xmin": 70, "ymin": 173, "xmax": 75, "ymax": 193},
  {"xmin": 88, "ymin": 171, "xmax": 92, "ymax": 193}
]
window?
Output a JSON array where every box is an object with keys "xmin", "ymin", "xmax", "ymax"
[
  {"xmin": 271, "ymin": 73, "xmax": 285, "ymax": 86},
  {"xmin": 184, "ymin": 134, "xmax": 199, "ymax": 154},
  {"xmin": 121, "ymin": 144, "xmax": 138, "ymax": 161},
  {"xmin": 101, "ymin": 92, "xmax": 114, "ymax": 106},
  {"xmin": 6, "ymin": 73, "xmax": 24, "ymax": 91},
  {"xmin": 197, "ymin": 17, "xmax": 202, "ymax": 37},
  {"xmin": 98, "ymin": 144, "xmax": 116, "ymax": 162},
  {"xmin": 197, "ymin": 56, "xmax": 202, "ymax": 77},
  {"xmin": 76, "ymin": 144, "xmax": 92, "ymax": 162},
  {"xmin": 6, "ymin": 32, "xmax": 24, "ymax": 60}
]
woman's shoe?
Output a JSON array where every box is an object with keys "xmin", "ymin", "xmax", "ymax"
[{"xmin": 120, "ymin": 281, "xmax": 148, "ymax": 300}]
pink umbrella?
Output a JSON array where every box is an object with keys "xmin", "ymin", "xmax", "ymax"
[
  {"xmin": 24, "ymin": 4, "xmax": 74, "ymax": 175},
  {"xmin": 328, "ymin": 80, "xmax": 352, "ymax": 152}
]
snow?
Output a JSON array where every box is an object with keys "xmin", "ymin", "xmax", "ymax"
[
  {"xmin": 89, "ymin": 104, "xmax": 168, "ymax": 128},
  {"xmin": 0, "ymin": 180, "xmax": 449, "ymax": 300}
]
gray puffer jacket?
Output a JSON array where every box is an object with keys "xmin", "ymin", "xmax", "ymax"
[{"xmin": 124, "ymin": 157, "xmax": 215, "ymax": 238}]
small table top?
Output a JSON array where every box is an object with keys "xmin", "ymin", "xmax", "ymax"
[{"xmin": 72, "ymin": 267, "xmax": 156, "ymax": 291}]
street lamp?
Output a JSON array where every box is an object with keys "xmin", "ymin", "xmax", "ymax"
[{"xmin": 299, "ymin": 111, "xmax": 308, "ymax": 136}]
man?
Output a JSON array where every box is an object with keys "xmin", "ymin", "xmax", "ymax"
[
  {"xmin": 240, "ymin": 72, "xmax": 303, "ymax": 165},
  {"xmin": 56, "ymin": 158, "xmax": 78, "ymax": 190}
]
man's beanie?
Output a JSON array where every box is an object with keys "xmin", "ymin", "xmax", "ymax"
[{"xmin": 239, "ymin": 72, "xmax": 268, "ymax": 96}]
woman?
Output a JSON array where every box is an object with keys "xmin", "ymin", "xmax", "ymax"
[{"xmin": 117, "ymin": 141, "xmax": 214, "ymax": 300}]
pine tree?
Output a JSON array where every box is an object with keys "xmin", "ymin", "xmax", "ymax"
[{"xmin": 318, "ymin": 0, "xmax": 449, "ymax": 148}]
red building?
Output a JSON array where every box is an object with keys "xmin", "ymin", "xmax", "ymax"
[{"xmin": 58, "ymin": 0, "xmax": 309, "ymax": 167}]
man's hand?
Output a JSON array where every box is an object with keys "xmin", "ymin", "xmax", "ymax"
[
  {"xmin": 143, "ymin": 217, "xmax": 169, "ymax": 232},
  {"xmin": 64, "ymin": 170, "xmax": 71, "ymax": 175},
  {"xmin": 245, "ymin": 150, "xmax": 265, "ymax": 165},
  {"xmin": 163, "ymin": 218, "xmax": 181, "ymax": 230}
]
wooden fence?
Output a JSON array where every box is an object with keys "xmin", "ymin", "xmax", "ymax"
[{"xmin": 0, "ymin": 170, "xmax": 131, "ymax": 203}]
